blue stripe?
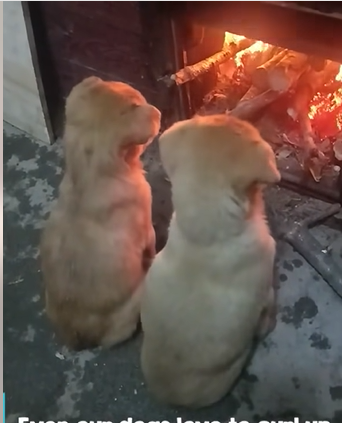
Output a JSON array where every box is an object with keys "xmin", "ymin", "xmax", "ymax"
[{"xmin": 3, "ymin": 393, "xmax": 5, "ymax": 423}]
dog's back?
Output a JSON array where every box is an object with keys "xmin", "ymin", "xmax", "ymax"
[
  {"xmin": 41, "ymin": 169, "xmax": 153, "ymax": 349},
  {"xmin": 40, "ymin": 77, "xmax": 161, "ymax": 349},
  {"xmin": 140, "ymin": 114, "xmax": 280, "ymax": 407},
  {"xmin": 141, "ymin": 208, "xmax": 275, "ymax": 406}
]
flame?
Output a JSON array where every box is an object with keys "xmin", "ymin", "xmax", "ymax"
[
  {"xmin": 223, "ymin": 31, "xmax": 342, "ymax": 138},
  {"xmin": 223, "ymin": 31, "xmax": 245, "ymax": 48},
  {"xmin": 336, "ymin": 64, "xmax": 342, "ymax": 81},
  {"xmin": 309, "ymin": 64, "xmax": 342, "ymax": 136},
  {"xmin": 223, "ymin": 32, "xmax": 270, "ymax": 67},
  {"xmin": 235, "ymin": 40, "xmax": 270, "ymax": 68}
]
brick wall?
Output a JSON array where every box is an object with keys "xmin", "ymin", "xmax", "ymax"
[{"xmin": 39, "ymin": 1, "xmax": 159, "ymax": 103}]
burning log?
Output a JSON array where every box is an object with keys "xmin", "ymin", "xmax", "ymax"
[
  {"xmin": 287, "ymin": 60, "xmax": 340, "ymax": 121},
  {"xmin": 228, "ymin": 86, "xmax": 283, "ymax": 121},
  {"xmin": 165, "ymin": 37, "xmax": 254, "ymax": 86},
  {"xmin": 252, "ymin": 50, "xmax": 309, "ymax": 92},
  {"xmin": 228, "ymin": 64, "xmax": 291, "ymax": 121},
  {"xmin": 251, "ymin": 50, "xmax": 287, "ymax": 90},
  {"xmin": 235, "ymin": 43, "xmax": 281, "ymax": 76},
  {"xmin": 286, "ymin": 61, "xmax": 340, "ymax": 180},
  {"xmin": 307, "ymin": 56, "xmax": 327, "ymax": 72},
  {"xmin": 334, "ymin": 133, "xmax": 342, "ymax": 161},
  {"xmin": 297, "ymin": 110, "xmax": 328, "ymax": 181}
]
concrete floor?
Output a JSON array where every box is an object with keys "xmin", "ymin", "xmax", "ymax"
[{"xmin": 3, "ymin": 121, "xmax": 342, "ymax": 423}]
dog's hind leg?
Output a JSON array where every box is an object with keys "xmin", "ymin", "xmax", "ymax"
[
  {"xmin": 100, "ymin": 285, "xmax": 143, "ymax": 348},
  {"xmin": 256, "ymin": 286, "xmax": 277, "ymax": 340},
  {"xmin": 142, "ymin": 226, "xmax": 156, "ymax": 272}
]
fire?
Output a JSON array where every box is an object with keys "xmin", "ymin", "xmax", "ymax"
[
  {"xmin": 309, "ymin": 64, "xmax": 342, "ymax": 136},
  {"xmin": 223, "ymin": 31, "xmax": 245, "ymax": 48},
  {"xmin": 336, "ymin": 65, "xmax": 342, "ymax": 81},
  {"xmin": 222, "ymin": 31, "xmax": 342, "ymax": 138},
  {"xmin": 235, "ymin": 40, "xmax": 270, "ymax": 68}
]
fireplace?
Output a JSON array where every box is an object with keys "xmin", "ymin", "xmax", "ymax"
[
  {"xmin": 26, "ymin": 2, "xmax": 342, "ymax": 204},
  {"xmin": 144, "ymin": 1, "xmax": 342, "ymax": 205},
  {"xmin": 23, "ymin": 1, "xmax": 342, "ymax": 295}
]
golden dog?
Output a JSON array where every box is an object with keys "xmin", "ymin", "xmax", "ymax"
[
  {"xmin": 140, "ymin": 114, "xmax": 280, "ymax": 408},
  {"xmin": 40, "ymin": 76, "xmax": 161, "ymax": 350}
]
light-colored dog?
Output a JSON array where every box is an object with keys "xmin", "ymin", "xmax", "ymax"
[
  {"xmin": 140, "ymin": 114, "xmax": 280, "ymax": 408},
  {"xmin": 40, "ymin": 76, "xmax": 161, "ymax": 350}
]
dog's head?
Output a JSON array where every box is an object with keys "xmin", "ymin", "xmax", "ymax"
[
  {"xmin": 64, "ymin": 77, "xmax": 161, "ymax": 176},
  {"xmin": 159, "ymin": 114, "xmax": 280, "ymax": 197}
]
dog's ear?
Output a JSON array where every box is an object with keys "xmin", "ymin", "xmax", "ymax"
[
  {"xmin": 65, "ymin": 77, "xmax": 104, "ymax": 126},
  {"xmin": 80, "ymin": 76, "xmax": 102, "ymax": 87},
  {"xmin": 254, "ymin": 141, "xmax": 281, "ymax": 185},
  {"xmin": 122, "ymin": 104, "xmax": 161, "ymax": 146},
  {"xmin": 228, "ymin": 139, "xmax": 281, "ymax": 197}
]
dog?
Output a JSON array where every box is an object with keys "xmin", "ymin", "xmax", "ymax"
[
  {"xmin": 40, "ymin": 76, "xmax": 161, "ymax": 350},
  {"xmin": 140, "ymin": 114, "xmax": 280, "ymax": 408}
]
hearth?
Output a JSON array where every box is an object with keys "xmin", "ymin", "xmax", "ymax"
[
  {"xmin": 24, "ymin": 1, "xmax": 342, "ymax": 297},
  {"xmin": 140, "ymin": 1, "xmax": 342, "ymax": 298},
  {"xmin": 146, "ymin": 1, "xmax": 342, "ymax": 204}
]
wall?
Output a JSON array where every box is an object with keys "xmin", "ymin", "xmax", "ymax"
[
  {"xmin": 39, "ymin": 2, "xmax": 159, "ymax": 105},
  {"xmin": 3, "ymin": 2, "xmax": 49, "ymax": 144}
]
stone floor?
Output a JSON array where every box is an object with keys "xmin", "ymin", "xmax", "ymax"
[{"xmin": 3, "ymin": 121, "xmax": 342, "ymax": 423}]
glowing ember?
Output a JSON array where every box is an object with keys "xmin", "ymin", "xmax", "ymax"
[
  {"xmin": 309, "ymin": 64, "xmax": 342, "ymax": 137},
  {"xmin": 222, "ymin": 32, "xmax": 342, "ymax": 140}
]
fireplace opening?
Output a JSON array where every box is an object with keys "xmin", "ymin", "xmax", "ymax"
[
  {"xmin": 24, "ymin": 2, "xmax": 342, "ymax": 204},
  {"xmin": 157, "ymin": 3, "xmax": 342, "ymax": 204}
]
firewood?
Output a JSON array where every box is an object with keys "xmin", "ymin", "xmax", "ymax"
[
  {"xmin": 314, "ymin": 59, "xmax": 340, "ymax": 81},
  {"xmin": 252, "ymin": 50, "xmax": 309, "ymax": 92},
  {"xmin": 165, "ymin": 37, "xmax": 255, "ymax": 86},
  {"xmin": 286, "ymin": 60, "xmax": 340, "ymax": 181},
  {"xmin": 298, "ymin": 111, "xmax": 322, "ymax": 158},
  {"xmin": 269, "ymin": 50, "xmax": 310, "ymax": 92},
  {"xmin": 297, "ymin": 110, "xmax": 328, "ymax": 182},
  {"xmin": 251, "ymin": 49, "xmax": 288, "ymax": 90},
  {"xmin": 241, "ymin": 84, "xmax": 264, "ymax": 102},
  {"xmin": 235, "ymin": 43, "xmax": 281, "ymax": 76},
  {"xmin": 307, "ymin": 57, "xmax": 327, "ymax": 72},
  {"xmin": 287, "ymin": 60, "xmax": 341, "ymax": 121},
  {"xmin": 333, "ymin": 133, "xmax": 342, "ymax": 161},
  {"xmin": 228, "ymin": 87, "xmax": 282, "ymax": 121}
]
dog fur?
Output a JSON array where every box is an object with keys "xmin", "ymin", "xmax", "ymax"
[
  {"xmin": 140, "ymin": 114, "xmax": 280, "ymax": 408},
  {"xmin": 40, "ymin": 76, "xmax": 161, "ymax": 350}
]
